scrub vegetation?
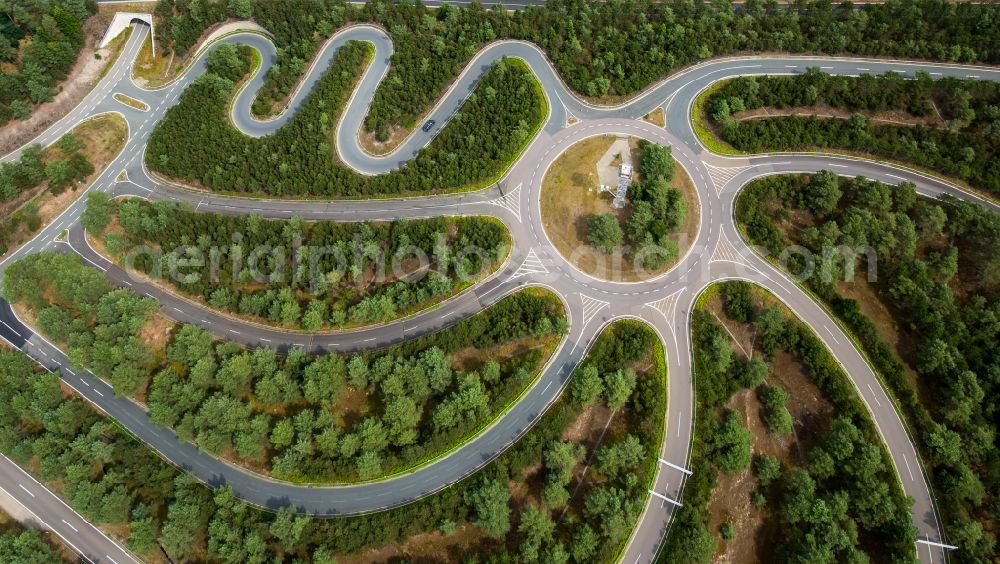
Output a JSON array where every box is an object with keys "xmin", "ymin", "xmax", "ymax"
[
  {"xmin": 737, "ymin": 172, "xmax": 1000, "ymax": 561},
  {"xmin": 661, "ymin": 281, "xmax": 917, "ymax": 563}
]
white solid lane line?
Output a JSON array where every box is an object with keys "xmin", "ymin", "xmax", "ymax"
[{"xmin": 902, "ymin": 454, "xmax": 915, "ymax": 481}]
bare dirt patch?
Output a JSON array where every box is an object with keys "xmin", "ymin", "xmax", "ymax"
[
  {"xmin": 139, "ymin": 312, "xmax": 175, "ymax": 361},
  {"xmin": 330, "ymin": 386, "xmax": 372, "ymax": 427},
  {"xmin": 562, "ymin": 402, "xmax": 614, "ymax": 446},
  {"xmin": 643, "ymin": 107, "xmax": 666, "ymax": 127},
  {"xmin": 131, "ymin": 32, "xmax": 176, "ymax": 86},
  {"xmin": 701, "ymin": 289, "xmax": 836, "ymax": 563},
  {"xmin": 540, "ymin": 135, "xmax": 699, "ymax": 282},
  {"xmin": 359, "ymin": 124, "xmax": 412, "ymax": 156},
  {"xmin": 451, "ymin": 336, "xmax": 555, "ymax": 373},
  {"xmin": 704, "ymin": 420, "xmax": 759, "ymax": 564},
  {"xmin": 733, "ymin": 103, "xmax": 946, "ymax": 129},
  {"xmin": 338, "ymin": 522, "xmax": 486, "ymax": 564}
]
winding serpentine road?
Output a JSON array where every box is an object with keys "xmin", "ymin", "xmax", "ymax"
[{"xmin": 3, "ymin": 18, "xmax": 1000, "ymax": 564}]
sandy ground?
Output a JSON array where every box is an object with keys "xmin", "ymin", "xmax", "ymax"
[
  {"xmin": 0, "ymin": 114, "xmax": 127, "ymax": 261},
  {"xmin": 734, "ymin": 103, "xmax": 946, "ymax": 129},
  {"xmin": 0, "ymin": 14, "xmax": 129, "ymax": 155},
  {"xmin": 643, "ymin": 107, "xmax": 666, "ymax": 127},
  {"xmin": 702, "ymin": 291, "xmax": 835, "ymax": 563}
]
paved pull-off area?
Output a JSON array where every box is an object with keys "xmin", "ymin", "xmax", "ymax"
[{"xmin": 3, "ymin": 18, "xmax": 999, "ymax": 564}]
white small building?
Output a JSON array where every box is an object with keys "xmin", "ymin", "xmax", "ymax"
[{"xmin": 620, "ymin": 164, "xmax": 633, "ymax": 179}]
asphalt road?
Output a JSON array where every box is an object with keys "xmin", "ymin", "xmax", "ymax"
[
  {"xmin": 2, "ymin": 16, "xmax": 998, "ymax": 564},
  {"xmin": 0, "ymin": 450, "xmax": 138, "ymax": 564}
]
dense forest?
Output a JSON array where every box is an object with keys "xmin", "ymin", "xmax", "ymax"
[
  {"xmin": 0, "ymin": 0, "xmax": 92, "ymax": 126},
  {"xmin": 86, "ymin": 195, "xmax": 508, "ymax": 330},
  {"xmin": 707, "ymin": 71, "xmax": 1000, "ymax": 193},
  {"xmin": 146, "ymin": 40, "xmax": 544, "ymax": 197},
  {"xmin": 152, "ymin": 0, "xmax": 1000, "ymax": 140},
  {"xmin": 737, "ymin": 173, "xmax": 1000, "ymax": 561},
  {"xmin": 0, "ymin": 520, "xmax": 66, "ymax": 562},
  {"xmin": 588, "ymin": 141, "xmax": 687, "ymax": 269},
  {"xmin": 0, "ymin": 317, "xmax": 663, "ymax": 562},
  {"xmin": 661, "ymin": 281, "xmax": 917, "ymax": 563},
  {"xmin": 3, "ymin": 251, "xmax": 570, "ymax": 482}
]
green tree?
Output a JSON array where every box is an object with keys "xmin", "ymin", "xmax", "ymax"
[
  {"xmin": 266, "ymin": 507, "xmax": 306, "ymax": 553},
  {"xmin": 464, "ymin": 478, "xmax": 511, "ymax": 539},
  {"xmin": 572, "ymin": 524, "xmax": 600, "ymax": 562},
  {"xmin": 754, "ymin": 454, "xmax": 781, "ymax": 487},
  {"xmin": 804, "ymin": 170, "xmax": 842, "ymax": 218},
  {"xmin": 638, "ymin": 141, "xmax": 675, "ymax": 182},
  {"xmin": 206, "ymin": 43, "xmax": 249, "ymax": 81},
  {"xmin": 595, "ymin": 434, "xmax": 645, "ymax": 476},
  {"xmin": 570, "ymin": 364, "xmax": 603, "ymax": 405},
  {"xmin": 712, "ymin": 409, "xmax": 752, "ymax": 473},
  {"xmin": 587, "ymin": 213, "xmax": 624, "ymax": 253},
  {"xmin": 82, "ymin": 192, "xmax": 115, "ymax": 233},
  {"xmin": 603, "ymin": 368, "xmax": 636, "ymax": 410}
]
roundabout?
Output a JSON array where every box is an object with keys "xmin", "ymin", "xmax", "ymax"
[
  {"xmin": 538, "ymin": 134, "xmax": 701, "ymax": 283},
  {"xmin": 1, "ymin": 15, "xmax": 998, "ymax": 564}
]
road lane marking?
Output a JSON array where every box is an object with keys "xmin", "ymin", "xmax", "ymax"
[
  {"xmin": 18, "ymin": 484, "xmax": 34, "ymax": 497},
  {"xmin": 61, "ymin": 519, "xmax": 79, "ymax": 533},
  {"xmin": 902, "ymin": 454, "xmax": 914, "ymax": 481},
  {"xmin": 648, "ymin": 490, "xmax": 683, "ymax": 507},
  {"xmin": 866, "ymin": 383, "xmax": 882, "ymax": 407},
  {"xmin": 658, "ymin": 459, "xmax": 693, "ymax": 475},
  {"xmin": 917, "ymin": 539, "xmax": 958, "ymax": 550},
  {"xmin": 823, "ymin": 325, "xmax": 840, "ymax": 344}
]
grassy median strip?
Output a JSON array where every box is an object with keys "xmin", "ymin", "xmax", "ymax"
[{"xmin": 112, "ymin": 93, "xmax": 149, "ymax": 112}]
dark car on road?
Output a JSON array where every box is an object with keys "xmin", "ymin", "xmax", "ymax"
[{"xmin": 422, "ymin": 119, "xmax": 436, "ymax": 132}]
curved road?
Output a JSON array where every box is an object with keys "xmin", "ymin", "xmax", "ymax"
[{"xmin": 3, "ymin": 17, "xmax": 998, "ymax": 563}]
